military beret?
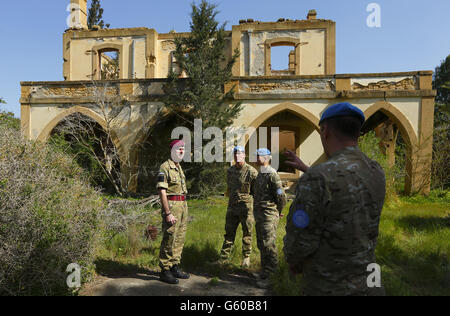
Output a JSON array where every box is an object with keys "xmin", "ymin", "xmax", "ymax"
[
  {"xmin": 319, "ymin": 102, "xmax": 365, "ymax": 125},
  {"xmin": 256, "ymin": 148, "xmax": 271, "ymax": 156},
  {"xmin": 170, "ymin": 139, "xmax": 185, "ymax": 148},
  {"xmin": 234, "ymin": 146, "xmax": 245, "ymax": 153}
]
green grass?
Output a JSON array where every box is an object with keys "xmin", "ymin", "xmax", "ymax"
[
  {"xmin": 94, "ymin": 192, "xmax": 450, "ymax": 296},
  {"xmin": 376, "ymin": 199, "xmax": 450, "ymax": 296}
]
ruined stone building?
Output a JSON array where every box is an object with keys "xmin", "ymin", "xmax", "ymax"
[{"xmin": 20, "ymin": 0, "xmax": 436, "ymax": 194}]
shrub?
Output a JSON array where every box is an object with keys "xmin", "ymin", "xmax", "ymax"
[
  {"xmin": 359, "ymin": 131, "xmax": 402, "ymax": 202},
  {"xmin": 431, "ymin": 107, "xmax": 450, "ymax": 190},
  {"xmin": 0, "ymin": 111, "xmax": 20, "ymax": 131},
  {"xmin": 0, "ymin": 124, "xmax": 104, "ymax": 295}
]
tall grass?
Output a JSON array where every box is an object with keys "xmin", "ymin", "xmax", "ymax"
[{"xmin": 94, "ymin": 194, "xmax": 449, "ymax": 296}]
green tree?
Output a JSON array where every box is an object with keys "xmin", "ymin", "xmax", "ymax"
[
  {"xmin": 433, "ymin": 55, "xmax": 450, "ymax": 106},
  {"xmin": 431, "ymin": 55, "xmax": 450, "ymax": 189},
  {"xmin": 0, "ymin": 98, "xmax": 20, "ymax": 131},
  {"xmin": 0, "ymin": 112, "xmax": 20, "ymax": 131},
  {"xmin": 87, "ymin": 0, "xmax": 110, "ymax": 29},
  {"xmin": 162, "ymin": 0, "xmax": 241, "ymax": 196}
]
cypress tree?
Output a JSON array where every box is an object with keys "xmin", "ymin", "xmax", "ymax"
[
  {"xmin": 87, "ymin": 0, "xmax": 110, "ymax": 29},
  {"xmin": 162, "ymin": 0, "xmax": 242, "ymax": 196}
]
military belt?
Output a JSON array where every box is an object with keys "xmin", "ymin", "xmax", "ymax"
[{"xmin": 168, "ymin": 195, "xmax": 186, "ymax": 201}]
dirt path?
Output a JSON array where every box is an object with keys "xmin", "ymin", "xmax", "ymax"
[{"xmin": 80, "ymin": 270, "xmax": 268, "ymax": 296}]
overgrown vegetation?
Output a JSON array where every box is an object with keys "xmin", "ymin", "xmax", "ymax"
[
  {"xmin": 359, "ymin": 131, "xmax": 405, "ymax": 203},
  {"xmin": 0, "ymin": 118, "xmax": 103, "ymax": 295},
  {"xmin": 432, "ymin": 55, "xmax": 450, "ymax": 190},
  {"xmin": 0, "ymin": 111, "xmax": 20, "ymax": 131},
  {"xmin": 49, "ymin": 115, "xmax": 120, "ymax": 196}
]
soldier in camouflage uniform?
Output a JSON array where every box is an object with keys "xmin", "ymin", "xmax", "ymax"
[
  {"xmin": 157, "ymin": 140, "xmax": 190, "ymax": 284},
  {"xmin": 283, "ymin": 102, "xmax": 386, "ymax": 296},
  {"xmin": 253, "ymin": 148, "xmax": 287, "ymax": 283},
  {"xmin": 218, "ymin": 146, "xmax": 258, "ymax": 268}
]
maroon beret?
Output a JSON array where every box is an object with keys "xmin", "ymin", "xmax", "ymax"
[{"xmin": 170, "ymin": 139, "xmax": 185, "ymax": 149}]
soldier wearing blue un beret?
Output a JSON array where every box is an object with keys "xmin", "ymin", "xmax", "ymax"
[
  {"xmin": 283, "ymin": 102, "xmax": 386, "ymax": 296},
  {"xmin": 252, "ymin": 148, "xmax": 287, "ymax": 288},
  {"xmin": 216, "ymin": 146, "xmax": 258, "ymax": 268}
]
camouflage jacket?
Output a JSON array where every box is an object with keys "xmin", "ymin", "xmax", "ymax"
[
  {"xmin": 283, "ymin": 146, "xmax": 386, "ymax": 296},
  {"xmin": 227, "ymin": 163, "xmax": 258, "ymax": 206},
  {"xmin": 156, "ymin": 159, "xmax": 187, "ymax": 196},
  {"xmin": 254, "ymin": 165, "xmax": 287, "ymax": 214}
]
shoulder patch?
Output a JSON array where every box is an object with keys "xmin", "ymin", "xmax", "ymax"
[
  {"xmin": 293, "ymin": 209, "xmax": 309, "ymax": 229},
  {"xmin": 157, "ymin": 172, "xmax": 165, "ymax": 183}
]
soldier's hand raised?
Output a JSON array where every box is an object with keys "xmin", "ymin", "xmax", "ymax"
[{"xmin": 285, "ymin": 150, "xmax": 310, "ymax": 173}]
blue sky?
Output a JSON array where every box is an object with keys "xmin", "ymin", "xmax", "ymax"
[{"xmin": 1, "ymin": 0, "xmax": 449, "ymax": 118}]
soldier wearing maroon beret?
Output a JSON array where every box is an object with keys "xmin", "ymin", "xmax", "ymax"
[{"xmin": 157, "ymin": 139, "xmax": 190, "ymax": 284}]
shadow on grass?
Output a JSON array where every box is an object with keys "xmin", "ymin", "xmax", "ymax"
[
  {"xmin": 181, "ymin": 241, "xmax": 220, "ymax": 271},
  {"xmin": 395, "ymin": 215, "xmax": 450, "ymax": 232},
  {"xmin": 181, "ymin": 241, "xmax": 255, "ymax": 281},
  {"xmin": 376, "ymin": 233, "xmax": 450, "ymax": 296}
]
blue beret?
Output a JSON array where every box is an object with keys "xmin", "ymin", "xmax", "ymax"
[
  {"xmin": 319, "ymin": 102, "xmax": 365, "ymax": 125},
  {"xmin": 234, "ymin": 146, "xmax": 245, "ymax": 153},
  {"xmin": 256, "ymin": 148, "xmax": 271, "ymax": 156}
]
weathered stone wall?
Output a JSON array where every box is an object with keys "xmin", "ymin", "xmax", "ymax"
[
  {"xmin": 22, "ymin": 71, "xmax": 435, "ymax": 195},
  {"xmin": 240, "ymin": 29, "xmax": 325, "ymax": 76}
]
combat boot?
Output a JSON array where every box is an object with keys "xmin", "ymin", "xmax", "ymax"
[
  {"xmin": 159, "ymin": 269, "xmax": 179, "ymax": 284},
  {"xmin": 171, "ymin": 265, "xmax": 190, "ymax": 279}
]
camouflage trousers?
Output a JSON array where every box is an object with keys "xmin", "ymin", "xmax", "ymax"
[
  {"xmin": 220, "ymin": 203, "xmax": 254, "ymax": 260},
  {"xmin": 159, "ymin": 200, "xmax": 188, "ymax": 271},
  {"xmin": 254, "ymin": 206, "xmax": 279, "ymax": 274}
]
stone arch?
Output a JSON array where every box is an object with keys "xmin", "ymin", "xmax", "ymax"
[
  {"xmin": 37, "ymin": 106, "xmax": 121, "ymax": 151},
  {"xmin": 247, "ymin": 102, "xmax": 320, "ymax": 131},
  {"xmin": 37, "ymin": 105, "xmax": 125, "ymax": 193},
  {"xmin": 245, "ymin": 102, "xmax": 322, "ymax": 179},
  {"xmin": 364, "ymin": 100, "xmax": 419, "ymax": 194},
  {"xmin": 364, "ymin": 100, "xmax": 418, "ymax": 148}
]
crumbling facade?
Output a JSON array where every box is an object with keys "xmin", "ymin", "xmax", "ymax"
[{"xmin": 20, "ymin": 0, "xmax": 436, "ymax": 194}]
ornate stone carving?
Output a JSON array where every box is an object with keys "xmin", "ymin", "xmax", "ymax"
[
  {"xmin": 161, "ymin": 40, "xmax": 176, "ymax": 51},
  {"xmin": 352, "ymin": 77, "xmax": 416, "ymax": 91},
  {"xmin": 38, "ymin": 86, "xmax": 119, "ymax": 98},
  {"xmin": 240, "ymin": 79, "xmax": 334, "ymax": 93}
]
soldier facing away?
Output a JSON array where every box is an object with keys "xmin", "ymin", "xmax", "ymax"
[
  {"xmin": 283, "ymin": 102, "xmax": 386, "ymax": 296},
  {"xmin": 157, "ymin": 139, "xmax": 190, "ymax": 284},
  {"xmin": 253, "ymin": 148, "xmax": 287, "ymax": 288},
  {"xmin": 218, "ymin": 146, "xmax": 258, "ymax": 268}
]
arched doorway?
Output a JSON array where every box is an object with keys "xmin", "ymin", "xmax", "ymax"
[
  {"xmin": 47, "ymin": 111, "xmax": 122, "ymax": 195},
  {"xmin": 362, "ymin": 101, "xmax": 418, "ymax": 194},
  {"xmin": 245, "ymin": 103, "xmax": 323, "ymax": 180}
]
